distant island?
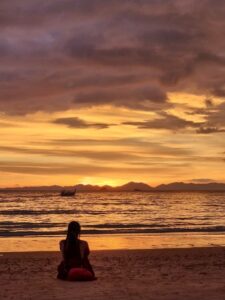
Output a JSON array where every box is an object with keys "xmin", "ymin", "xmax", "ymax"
[{"xmin": 1, "ymin": 181, "xmax": 225, "ymax": 192}]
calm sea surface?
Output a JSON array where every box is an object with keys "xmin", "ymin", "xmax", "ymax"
[{"xmin": 1, "ymin": 191, "xmax": 225, "ymax": 237}]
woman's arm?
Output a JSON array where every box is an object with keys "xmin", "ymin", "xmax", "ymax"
[
  {"xmin": 59, "ymin": 240, "xmax": 65, "ymax": 258},
  {"xmin": 82, "ymin": 241, "xmax": 95, "ymax": 276}
]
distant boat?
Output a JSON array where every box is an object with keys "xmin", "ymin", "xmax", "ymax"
[{"xmin": 60, "ymin": 189, "xmax": 76, "ymax": 197}]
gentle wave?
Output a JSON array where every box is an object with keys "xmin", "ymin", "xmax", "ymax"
[
  {"xmin": 1, "ymin": 191, "xmax": 225, "ymax": 237},
  {"xmin": 2, "ymin": 226, "xmax": 225, "ymax": 237},
  {"xmin": 0, "ymin": 209, "xmax": 108, "ymax": 215}
]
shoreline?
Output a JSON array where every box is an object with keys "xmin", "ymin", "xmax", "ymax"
[
  {"xmin": 1, "ymin": 232, "xmax": 225, "ymax": 253},
  {"xmin": 1, "ymin": 245, "xmax": 225, "ymax": 254},
  {"xmin": 1, "ymin": 247, "xmax": 225, "ymax": 300}
]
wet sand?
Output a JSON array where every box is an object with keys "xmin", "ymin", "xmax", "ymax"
[
  {"xmin": 1, "ymin": 247, "xmax": 225, "ymax": 300},
  {"xmin": 1, "ymin": 233, "xmax": 225, "ymax": 252}
]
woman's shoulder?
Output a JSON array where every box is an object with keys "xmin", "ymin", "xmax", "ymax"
[
  {"xmin": 79, "ymin": 239, "xmax": 89, "ymax": 247},
  {"xmin": 79, "ymin": 239, "xmax": 90, "ymax": 253},
  {"xmin": 59, "ymin": 239, "xmax": 66, "ymax": 246}
]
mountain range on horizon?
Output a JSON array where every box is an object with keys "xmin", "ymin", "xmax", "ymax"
[{"xmin": 1, "ymin": 181, "xmax": 225, "ymax": 192}]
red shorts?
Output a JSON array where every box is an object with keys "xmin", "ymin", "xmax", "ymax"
[{"xmin": 67, "ymin": 268, "xmax": 95, "ymax": 281}]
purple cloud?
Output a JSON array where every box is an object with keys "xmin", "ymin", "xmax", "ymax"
[{"xmin": 0, "ymin": 0, "xmax": 224, "ymax": 122}]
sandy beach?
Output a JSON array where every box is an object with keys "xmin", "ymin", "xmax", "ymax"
[{"xmin": 1, "ymin": 247, "xmax": 225, "ymax": 300}]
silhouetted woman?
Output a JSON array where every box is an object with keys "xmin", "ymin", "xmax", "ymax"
[{"xmin": 57, "ymin": 221, "xmax": 95, "ymax": 281}]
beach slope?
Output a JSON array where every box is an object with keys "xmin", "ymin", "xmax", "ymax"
[{"xmin": 1, "ymin": 248, "xmax": 225, "ymax": 300}]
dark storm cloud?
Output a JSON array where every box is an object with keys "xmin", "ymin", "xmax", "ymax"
[
  {"xmin": 194, "ymin": 102, "xmax": 225, "ymax": 134},
  {"xmin": 207, "ymin": 102, "xmax": 225, "ymax": 126},
  {"xmin": 196, "ymin": 127, "xmax": 225, "ymax": 134},
  {"xmin": 205, "ymin": 99, "xmax": 214, "ymax": 108},
  {"xmin": 0, "ymin": 0, "xmax": 224, "ymax": 120},
  {"xmin": 73, "ymin": 85, "xmax": 168, "ymax": 110},
  {"xmin": 212, "ymin": 89, "xmax": 225, "ymax": 98},
  {"xmin": 188, "ymin": 101, "xmax": 225, "ymax": 134},
  {"xmin": 53, "ymin": 117, "xmax": 111, "ymax": 129},
  {"xmin": 186, "ymin": 98, "xmax": 225, "ymax": 134},
  {"xmin": 123, "ymin": 112, "xmax": 203, "ymax": 131}
]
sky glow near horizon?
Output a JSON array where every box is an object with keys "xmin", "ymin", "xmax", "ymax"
[{"xmin": 0, "ymin": 0, "xmax": 225, "ymax": 187}]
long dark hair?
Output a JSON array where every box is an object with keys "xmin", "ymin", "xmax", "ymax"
[{"xmin": 64, "ymin": 221, "xmax": 81, "ymax": 260}]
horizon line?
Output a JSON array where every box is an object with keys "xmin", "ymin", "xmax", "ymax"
[{"xmin": 1, "ymin": 180, "xmax": 225, "ymax": 190}]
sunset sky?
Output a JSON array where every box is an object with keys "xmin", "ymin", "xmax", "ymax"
[{"xmin": 0, "ymin": 0, "xmax": 225, "ymax": 187}]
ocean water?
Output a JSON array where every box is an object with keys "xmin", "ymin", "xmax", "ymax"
[{"xmin": 1, "ymin": 191, "xmax": 225, "ymax": 237}]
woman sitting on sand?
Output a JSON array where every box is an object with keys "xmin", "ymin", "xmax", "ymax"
[{"xmin": 57, "ymin": 221, "xmax": 96, "ymax": 281}]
